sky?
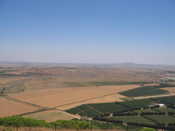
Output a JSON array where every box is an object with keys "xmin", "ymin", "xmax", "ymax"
[{"xmin": 0, "ymin": 0, "xmax": 175, "ymax": 65}]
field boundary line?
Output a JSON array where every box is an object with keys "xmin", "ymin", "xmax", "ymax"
[
  {"xmin": 54, "ymin": 92, "xmax": 118, "ymax": 108},
  {"xmin": 17, "ymin": 108, "xmax": 80, "ymax": 119},
  {"xmin": 2, "ymin": 95, "xmax": 43, "ymax": 108},
  {"xmin": 1, "ymin": 95, "xmax": 81, "ymax": 119}
]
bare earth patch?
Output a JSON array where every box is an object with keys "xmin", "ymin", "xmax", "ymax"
[
  {"xmin": 23, "ymin": 110, "xmax": 76, "ymax": 122},
  {"xmin": 161, "ymin": 87, "xmax": 175, "ymax": 94},
  {"xmin": 11, "ymin": 85, "xmax": 139, "ymax": 110},
  {"xmin": 0, "ymin": 97, "xmax": 38, "ymax": 117}
]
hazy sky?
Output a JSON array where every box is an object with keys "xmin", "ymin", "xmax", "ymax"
[{"xmin": 0, "ymin": 0, "xmax": 175, "ymax": 65}]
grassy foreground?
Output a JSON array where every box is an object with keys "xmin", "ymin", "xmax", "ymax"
[
  {"xmin": 0, "ymin": 116, "xmax": 122, "ymax": 129},
  {"xmin": 0, "ymin": 116, "xmax": 157, "ymax": 131}
]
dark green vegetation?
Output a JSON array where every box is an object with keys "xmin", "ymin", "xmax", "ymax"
[
  {"xmin": 112, "ymin": 116, "xmax": 155, "ymax": 125},
  {"xmin": 120, "ymin": 84, "xmax": 175, "ymax": 97},
  {"xmin": 64, "ymin": 81, "xmax": 152, "ymax": 87},
  {"xmin": 120, "ymin": 85, "xmax": 169, "ymax": 97},
  {"xmin": 143, "ymin": 115, "xmax": 175, "ymax": 125},
  {"xmin": 0, "ymin": 72, "xmax": 45, "ymax": 77},
  {"xmin": 67, "ymin": 96, "xmax": 175, "ymax": 130},
  {"xmin": 67, "ymin": 96, "xmax": 175, "ymax": 117},
  {"xmin": 67, "ymin": 101, "xmax": 151, "ymax": 117},
  {"xmin": 0, "ymin": 116, "xmax": 122, "ymax": 129},
  {"xmin": 0, "ymin": 116, "xmax": 47, "ymax": 127},
  {"xmin": 67, "ymin": 98, "xmax": 158, "ymax": 117},
  {"xmin": 0, "ymin": 71, "xmax": 6, "ymax": 74},
  {"xmin": 166, "ymin": 71, "xmax": 175, "ymax": 74},
  {"xmin": 0, "ymin": 116, "xmax": 157, "ymax": 131}
]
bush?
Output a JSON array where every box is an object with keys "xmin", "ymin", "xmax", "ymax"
[{"xmin": 0, "ymin": 116, "xmax": 48, "ymax": 127}]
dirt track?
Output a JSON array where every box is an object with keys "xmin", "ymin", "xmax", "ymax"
[{"xmin": 11, "ymin": 85, "xmax": 139, "ymax": 110}]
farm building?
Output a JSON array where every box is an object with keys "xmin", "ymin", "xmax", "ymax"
[{"xmin": 148, "ymin": 103, "xmax": 166, "ymax": 108}]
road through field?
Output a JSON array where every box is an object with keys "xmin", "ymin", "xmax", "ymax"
[
  {"xmin": 0, "ymin": 84, "xmax": 140, "ymax": 120},
  {"xmin": 55, "ymin": 92, "xmax": 124, "ymax": 110},
  {"xmin": 0, "ymin": 96, "xmax": 38, "ymax": 117},
  {"xmin": 0, "ymin": 95, "xmax": 80, "ymax": 120},
  {"xmin": 10, "ymin": 85, "xmax": 139, "ymax": 110},
  {"xmin": 3, "ymin": 95, "xmax": 42, "ymax": 108}
]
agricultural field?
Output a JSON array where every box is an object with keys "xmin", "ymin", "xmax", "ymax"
[
  {"xmin": 67, "ymin": 96, "xmax": 175, "ymax": 130},
  {"xmin": 0, "ymin": 66, "xmax": 162, "ymax": 95},
  {"xmin": 67, "ymin": 99, "xmax": 153, "ymax": 117},
  {"xmin": 1, "ymin": 65, "xmax": 156, "ymax": 121},
  {"xmin": 120, "ymin": 84, "xmax": 175, "ymax": 97},
  {"xmin": 119, "ymin": 85, "xmax": 169, "ymax": 97},
  {"xmin": 0, "ymin": 97, "xmax": 38, "ymax": 117},
  {"xmin": 162, "ymin": 87, "xmax": 175, "ymax": 94},
  {"xmin": 112, "ymin": 116, "xmax": 156, "ymax": 125},
  {"xmin": 23, "ymin": 110, "xmax": 77, "ymax": 122},
  {"xmin": 144, "ymin": 115, "xmax": 175, "ymax": 125},
  {"xmin": 10, "ymin": 85, "xmax": 139, "ymax": 110},
  {"xmin": 0, "ymin": 64, "xmax": 175, "ymax": 126},
  {"xmin": 67, "ymin": 96, "xmax": 175, "ymax": 117}
]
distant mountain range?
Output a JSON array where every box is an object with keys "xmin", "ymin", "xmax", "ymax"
[{"xmin": 0, "ymin": 61, "xmax": 175, "ymax": 70}]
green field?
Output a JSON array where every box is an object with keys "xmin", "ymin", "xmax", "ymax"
[
  {"xmin": 112, "ymin": 116, "xmax": 156, "ymax": 125},
  {"xmin": 67, "ymin": 97, "xmax": 175, "ymax": 130},
  {"xmin": 67, "ymin": 96, "xmax": 175, "ymax": 130},
  {"xmin": 133, "ymin": 107, "xmax": 175, "ymax": 113},
  {"xmin": 143, "ymin": 115, "xmax": 175, "ymax": 125},
  {"xmin": 119, "ymin": 85, "xmax": 172, "ymax": 97},
  {"xmin": 67, "ymin": 96, "xmax": 175, "ymax": 118},
  {"xmin": 67, "ymin": 98, "xmax": 156, "ymax": 117}
]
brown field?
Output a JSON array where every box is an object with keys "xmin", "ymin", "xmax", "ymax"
[
  {"xmin": 11, "ymin": 85, "xmax": 139, "ymax": 110},
  {"xmin": 0, "ymin": 66, "xmax": 163, "ymax": 91},
  {"xmin": 23, "ymin": 110, "xmax": 77, "ymax": 122},
  {"xmin": 57, "ymin": 94, "xmax": 125, "ymax": 110},
  {"xmin": 0, "ymin": 65, "xmax": 171, "ymax": 121},
  {"xmin": 0, "ymin": 97, "xmax": 38, "ymax": 117},
  {"xmin": 0, "ymin": 84, "xmax": 139, "ymax": 120},
  {"xmin": 162, "ymin": 87, "xmax": 175, "ymax": 94}
]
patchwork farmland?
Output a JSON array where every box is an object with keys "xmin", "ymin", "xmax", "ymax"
[{"xmin": 0, "ymin": 64, "xmax": 175, "ymax": 130}]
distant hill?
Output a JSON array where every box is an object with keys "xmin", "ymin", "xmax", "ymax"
[{"xmin": 0, "ymin": 61, "xmax": 175, "ymax": 70}]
